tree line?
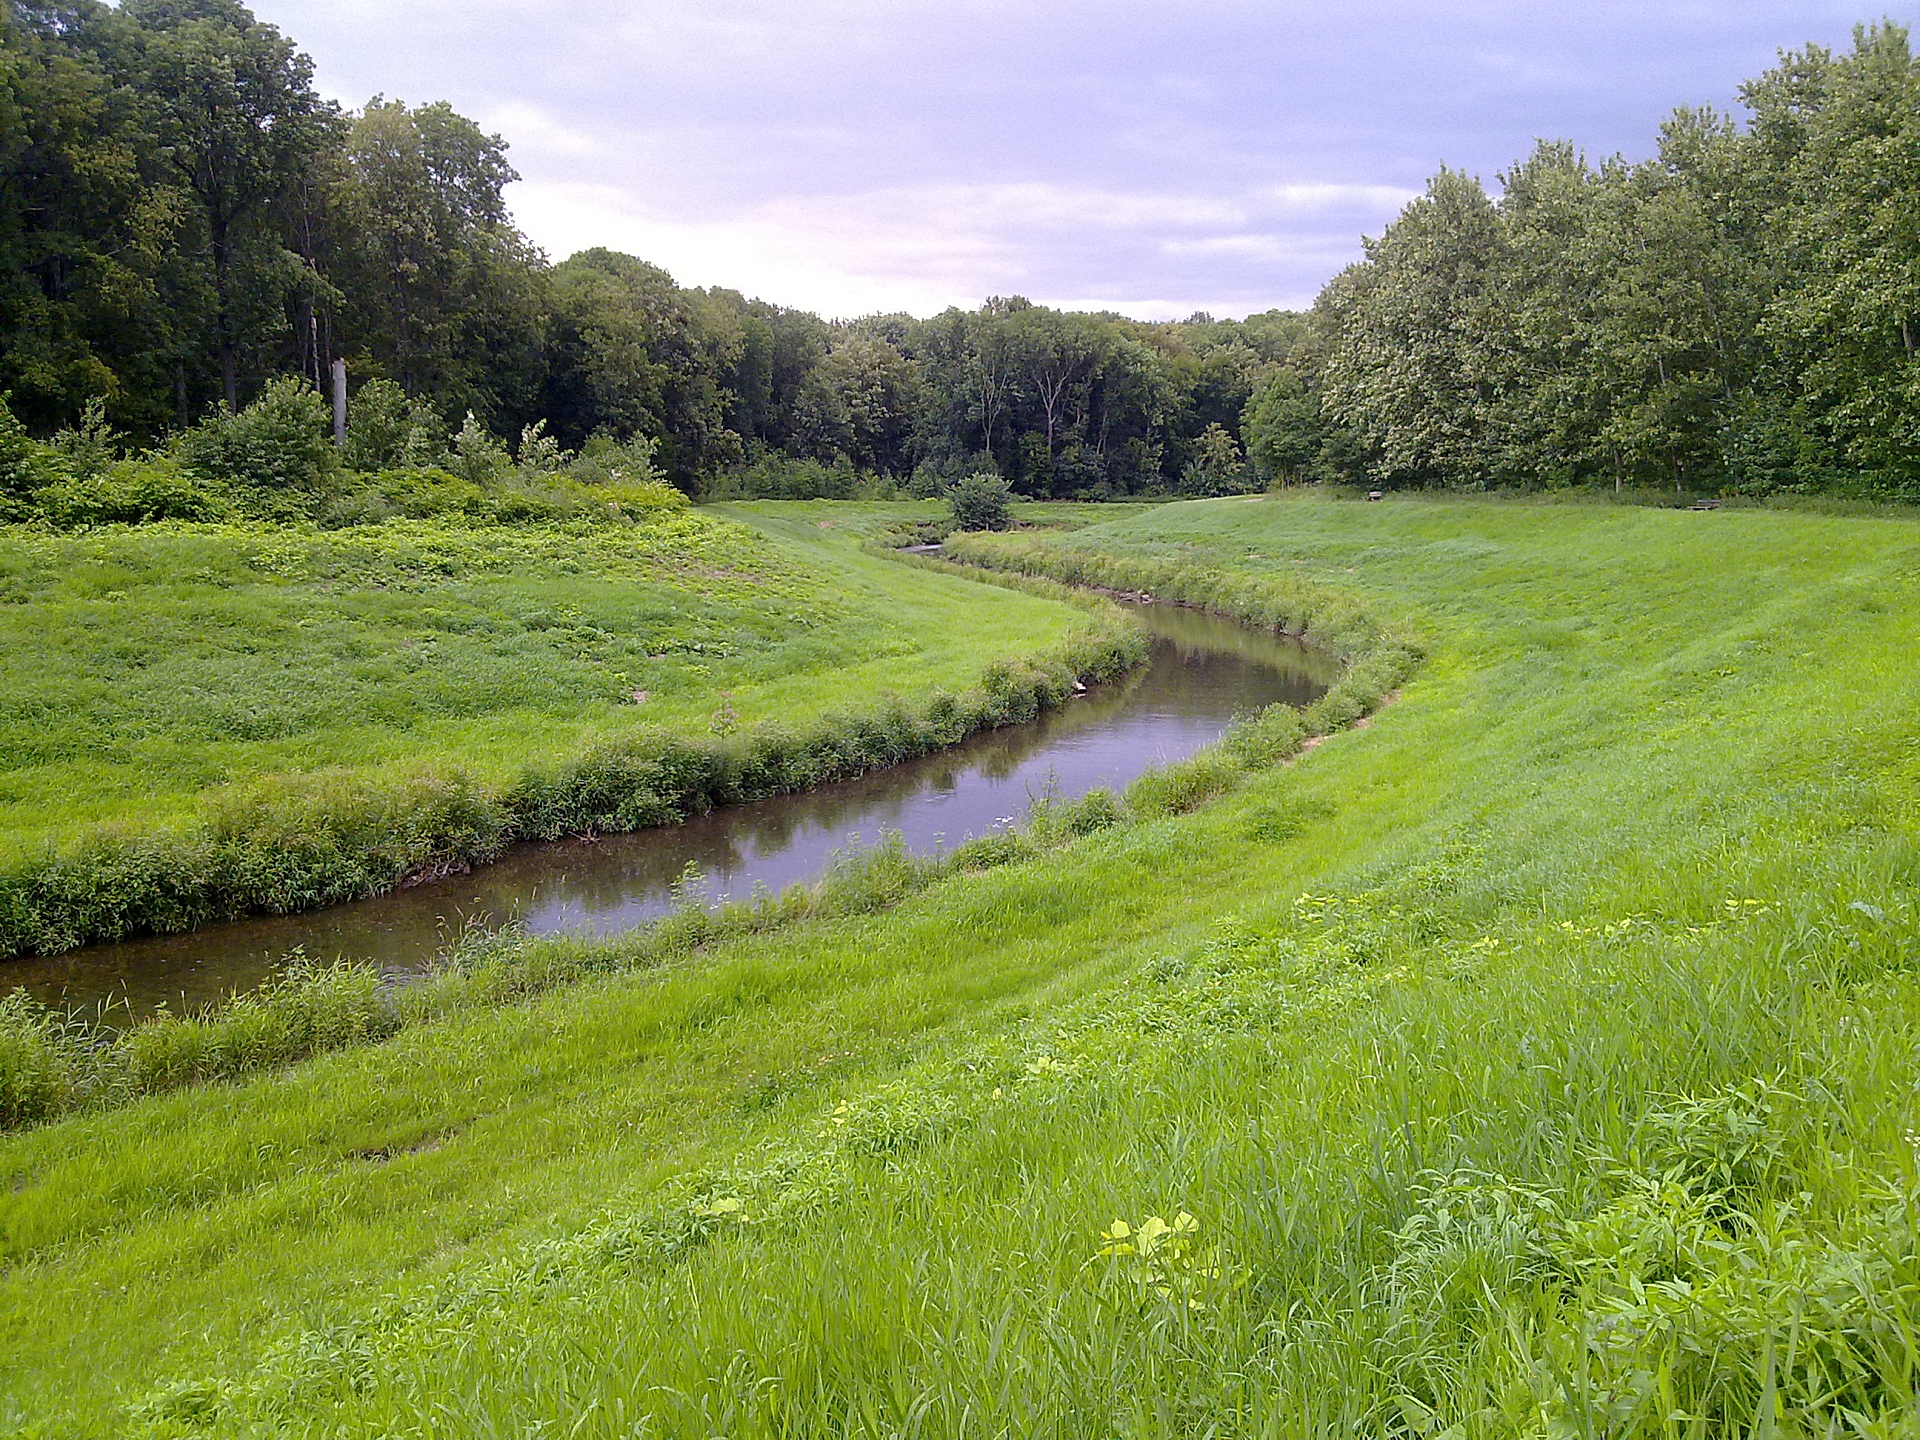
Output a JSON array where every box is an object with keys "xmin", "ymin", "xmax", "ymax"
[
  {"xmin": 1312, "ymin": 21, "xmax": 1920, "ymax": 499},
  {"xmin": 0, "ymin": 0, "xmax": 1323, "ymax": 498},
  {"xmin": 5, "ymin": 2, "xmax": 1919, "ymax": 500}
]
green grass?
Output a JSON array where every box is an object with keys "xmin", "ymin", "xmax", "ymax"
[
  {"xmin": 0, "ymin": 500, "xmax": 1133, "ymax": 954},
  {"xmin": 6, "ymin": 494, "xmax": 1920, "ymax": 1436},
  {"xmin": 1, "ymin": 503, "xmax": 1089, "ymax": 846}
]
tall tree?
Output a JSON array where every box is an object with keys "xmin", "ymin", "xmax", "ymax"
[
  {"xmin": 1317, "ymin": 169, "xmax": 1507, "ymax": 486},
  {"xmin": 332, "ymin": 96, "xmax": 545, "ymax": 426},
  {"xmin": 1759, "ymin": 25, "xmax": 1920, "ymax": 495},
  {"xmin": 121, "ymin": 0, "xmax": 337, "ymax": 411}
]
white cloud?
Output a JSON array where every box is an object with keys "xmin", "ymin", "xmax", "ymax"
[
  {"xmin": 508, "ymin": 177, "xmax": 1408, "ymax": 318},
  {"xmin": 252, "ymin": 0, "xmax": 1905, "ymax": 319}
]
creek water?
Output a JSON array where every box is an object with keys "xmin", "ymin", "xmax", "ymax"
[{"xmin": 10, "ymin": 602, "xmax": 1335, "ymax": 1018}]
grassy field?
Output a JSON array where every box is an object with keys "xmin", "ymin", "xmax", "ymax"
[
  {"xmin": 6, "ymin": 494, "xmax": 1920, "ymax": 1436},
  {"xmin": 0, "ymin": 500, "xmax": 1134, "ymax": 954}
]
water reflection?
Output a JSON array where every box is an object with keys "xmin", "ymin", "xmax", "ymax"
[{"xmin": 11, "ymin": 603, "xmax": 1335, "ymax": 1016}]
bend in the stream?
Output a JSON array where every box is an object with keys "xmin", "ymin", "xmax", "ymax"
[{"xmin": 12, "ymin": 602, "xmax": 1336, "ymax": 1017}]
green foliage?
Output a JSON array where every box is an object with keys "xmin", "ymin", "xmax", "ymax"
[
  {"xmin": 171, "ymin": 378, "xmax": 336, "ymax": 495},
  {"xmin": 118, "ymin": 961, "xmax": 396, "ymax": 1094},
  {"xmin": 0, "ymin": 394, "xmax": 66, "ymax": 515},
  {"xmin": 0, "ymin": 989, "xmax": 80, "ymax": 1128},
  {"xmin": 564, "ymin": 432, "xmax": 665, "ymax": 489},
  {"xmin": 47, "ymin": 398, "xmax": 124, "ymax": 480},
  {"xmin": 1244, "ymin": 368, "xmax": 1357, "ymax": 487},
  {"xmin": 315, "ymin": 466, "xmax": 683, "ymax": 527},
  {"xmin": 332, "ymin": 100, "xmax": 544, "ymax": 427},
  {"xmin": 340, "ymin": 379, "xmax": 449, "ymax": 472},
  {"xmin": 705, "ymin": 454, "xmax": 899, "ymax": 501},
  {"xmin": 36, "ymin": 458, "xmax": 239, "ymax": 528},
  {"xmin": 1179, "ymin": 421, "xmax": 1251, "ymax": 495},
  {"xmin": 947, "ymin": 471, "xmax": 1014, "ymax": 531},
  {"xmin": 447, "ymin": 411, "xmax": 511, "ymax": 484},
  {"xmin": 1306, "ymin": 24, "xmax": 1920, "ymax": 497}
]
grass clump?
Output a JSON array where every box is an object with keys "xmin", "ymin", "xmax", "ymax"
[
  {"xmin": 0, "ymin": 990, "xmax": 82, "ymax": 1127},
  {"xmin": 119, "ymin": 961, "xmax": 397, "ymax": 1094}
]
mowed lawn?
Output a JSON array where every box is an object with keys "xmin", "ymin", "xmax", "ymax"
[{"xmin": 6, "ymin": 495, "xmax": 1920, "ymax": 1437}]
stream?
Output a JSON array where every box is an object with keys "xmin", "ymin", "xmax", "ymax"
[{"xmin": 10, "ymin": 602, "xmax": 1335, "ymax": 1017}]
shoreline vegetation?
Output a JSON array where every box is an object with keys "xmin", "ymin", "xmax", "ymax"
[{"xmin": 0, "ymin": 524, "xmax": 1408, "ymax": 1134}]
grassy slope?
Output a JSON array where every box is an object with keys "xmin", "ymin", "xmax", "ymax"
[
  {"xmin": 0, "ymin": 501, "xmax": 1087, "ymax": 856},
  {"xmin": 7, "ymin": 495, "xmax": 1920, "ymax": 1435}
]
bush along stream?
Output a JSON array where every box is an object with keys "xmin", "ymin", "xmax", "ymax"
[{"xmin": 0, "ymin": 550, "xmax": 1416, "ymax": 1133}]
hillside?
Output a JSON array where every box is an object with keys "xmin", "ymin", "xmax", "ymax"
[{"xmin": 4, "ymin": 494, "xmax": 1917, "ymax": 1436}]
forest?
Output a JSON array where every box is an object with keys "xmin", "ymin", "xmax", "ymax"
[
  {"xmin": 13, "ymin": 3, "xmax": 1920, "ymax": 502},
  {"xmin": 0, "ymin": 0, "xmax": 1302, "ymax": 500}
]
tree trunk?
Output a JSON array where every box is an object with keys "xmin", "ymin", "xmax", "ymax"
[{"xmin": 212, "ymin": 221, "xmax": 239, "ymax": 413}]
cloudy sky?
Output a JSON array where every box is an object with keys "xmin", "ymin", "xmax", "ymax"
[{"xmin": 249, "ymin": 1, "xmax": 1909, "ymax": 320}]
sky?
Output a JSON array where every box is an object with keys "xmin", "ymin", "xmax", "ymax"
[{"xmin": 248, "ymin": 1, "xmax": 1913, "ymax": 321}]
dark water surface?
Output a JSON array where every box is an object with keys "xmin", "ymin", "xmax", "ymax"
[{"xmin": 12, "ymin": 603, "xmax": 1335, "ymax": 1017}]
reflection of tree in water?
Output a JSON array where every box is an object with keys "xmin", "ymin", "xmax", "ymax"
[{"xmin": 25, "ymin": 605, "xmax": 1334, "ymax": 1017}]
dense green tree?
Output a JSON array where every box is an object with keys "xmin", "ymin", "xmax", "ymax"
[
  {"xmin": 0, "ymin": 3, "xmax": 181, "ymax": 433},
  {"xmin": 793, "ymin": 331, "xmax": 923, "ymax": 475},
  {"xmin": 1245, "ymin": 369, "xmax": 1337, "ymax": 486},
  {"xmin": 1318, "ymin": 169, "xmax": 1507, "ymax": 487},
  {"xmin": 1756, "ymin": 25, "xmax": 1920, "ymax": 495},
  {"xmin": 121, "ymin": 0, "xmax": 339, "ymax": 412},
  {"xmin": 330, "ymin": 98, "xmax": 544, "ymax": 426},
  {"xmin": 543, "ymin": 248, "xmax": 742, "ymax": 483}
]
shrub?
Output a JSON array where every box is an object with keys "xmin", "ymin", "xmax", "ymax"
[
  {"xmin": 319, "ymin": 467, "xmax": 492, "ymax": 525},
  {"xmin": 705, "ymin": 454, "xmax": 900, "ymax": 501},
  {"xmin": 173, "ymin": 378, "xmax": 337, "ymax": 495},
  {"xmin": 948, "ymin": 472, "xmax": 1014, "ymax": 532},
  {"xmin": 37, "ymin": 457, "xmax": 239, "ymax": 528},
  {"xmin": 341, "ymin": 378, "xmax": 449, "ymax": 472},
  {"xmin": 0, "ymin": 395, "xmax": 68, "ymax": 518},
  {"xmin": 316, "ymin": 466, "xmax": 691, "ymax": 529},
  {"xmin": 515, "ymin": 420, "xmax": 572, "ymax": 476},
  {"xmin": 46, "ymin": 396, "xmax": 121, "ymax": 480},
  {"xmin": 448, "ymin": 412, "xmax": 511, "ymax": 484},
  {"xmin": 598, "ymin": 477, "xmax": 691, "ymax": 516},
  {"xmin": 1029, "ymin": 786, "xmax": 1123, "ymax": 842},
  {"xmin": 567, "ymin": 433, "xmax": 666, "ymax": 489}
]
